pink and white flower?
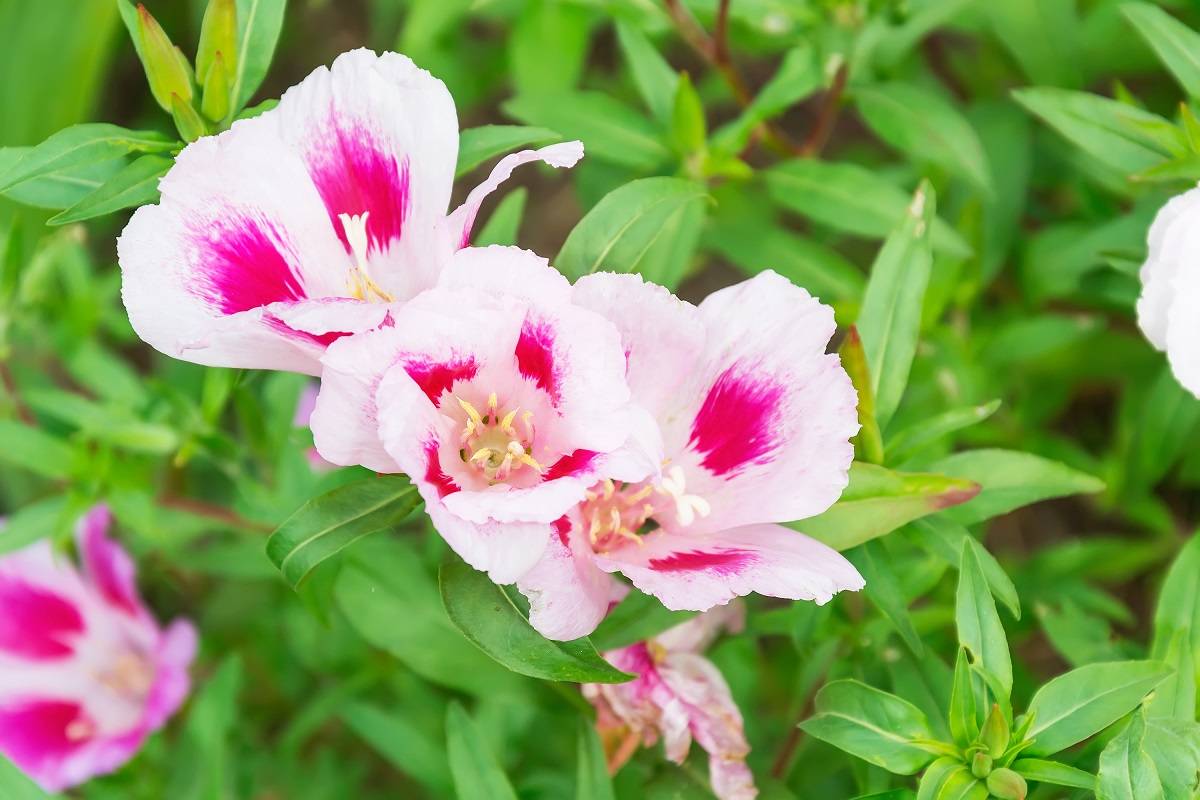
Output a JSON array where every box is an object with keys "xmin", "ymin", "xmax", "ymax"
[
  {"xmin": 310, "ymin": 246, "xmax": 657, "ymax": 583},
  {"xmin": 1137, "ymin": 187, "xmax": 1200, "ymax": 397},
  {"xmin": 518, "ymin": 271, "xmax": 864, "ymax": 640},
  {"xmin": 584, "ymin": 603, "xmax": 757, "ymax": 800},
  {"xmin": 118, "ymin": 48, "xmax": 582, "ymax": 375},
  {"xmin": 0, "ymin": 506, "xmax": 196, "ymax": 791}
]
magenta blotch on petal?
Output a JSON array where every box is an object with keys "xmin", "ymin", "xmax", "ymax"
[
  {"xmin": 689, "ymin": 365, "xmax": 784, "ymax": 477},
  {"xmin": 190, "ymin": 216, "xmax": 306, "ymax": 315},
  {"xmin": 0, "ymin": 580, "xmax": 84, "ymax": 661},
  {"xmin": 515, "ymin": 317, "xmax": 560, "ymax": 402}
]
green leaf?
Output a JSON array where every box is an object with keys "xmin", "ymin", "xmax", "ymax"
[
  {"xmin": 456, "ymin": 125, "xmax": 562, "ymax": 177},
  {"xmin": 855, "ymin": 83, "xmax": 991, "ymax": 191},
  {"xmin": 0, "ymin": 420, "xmax": 75, "ymax": 479},
  {"xmin": 576, "ymin": 720, "xmax": 615, "ymax": 800},
  {"xmin": 949, "ymin": 648, "xmax": 978, "ymax": 748},
  {"xmin": 445, "ymin": 702, "xmax": 519, "ymax": 800},
  {"xmin": 1122, "ymin": 364, "xmax": 1200, "ymax": 493},
  {"xmin": 800, "ymin": 679, "xmax": 936, "ymax": 775},
  {"xmin": 764, "ymin": 159, "xmax": 972, "ymax": 258},
  {"xmin": 230, "ymin": 0, "xmax": 286, "ymax": 112},
  {"xmin": 1011, "ymin": 758, "xmax": 1096, "ymax": 791},
  {"xmin": 849, "ymin": 539, "xmax": 923, "ymax": 655},
  {"xmin": 439, "ymin": 559, "xmax": 633, "ymax": 684},
  {"xmin": 0, "ymin": 753, "xmax": 50, "ymax": 800},
  {"xmin": 1148, "ymin": 630, "xmax": 1195, "ymax": 722},
  {"xmin": 917, "ymin": 758, "xmax": 964, "ymax": 800},
  {"xmin": 590, "ymin": 588, "xmax": 693, "ymax": 652},
  {"xmin": 1025, "ymin": 661, "xmax": 1174, "ymax": 756},
  {"xmin": 1097, "ymin": 709, "xmax": 1164, "ymax": 800},
  {"xmin": 956, "ymin": 540, "xmax": 1012, "ymax": 701},
  {"xmin": 985, "ymin": 0, "xmax": 1081, "ymax": 87},
  {"xmin": 886, "ymin": 401, "xmax": 1001, "ymax": 464},
  {"xmin": 266, "ymin": 475, "xmax": 420, "ymax": 588},
  {"xmin": 1013, "ymin": 87, "xmax": 1183, "ymax": 175},
  {"xmin": 48, "ymin": 154, "xmax": 171, "ymax": 224},
  {"xmin": 907, "ymin": 518, "xmax": 1020, "ymax": 619},
  {"xmin": 926, "ymin": 449, "xmax": 1105, "ymax": 525},
  {"xmin": 1121, "ymin": 3, "xmax": 1200, "ymax": 99},
  {"xmin": 1143, "ymin": 718, "xmax": 1200, "ymax": 800},
  {"xmin": 857, "ymin": 180, "xmax": 934, "ymax": 428},
  {"xmin": 0, "ymin": 148, "xmax": 125, "ymax": 210},
  {"xmin": 505, "ymin": 92, "xmax": 669, "ymax": 171},
  {"xmin": 335, "ymin": 540, "xmax": 521, "ymax": 696},
  {"xmin": 796, "ymin": 463, "xmax": 980, "ymax": 551},
  {"xmin": 615, "ymin": 22, "xmax": 677, "ymax": 123},
  {"xmin": 669, "ymin": 72, "xmax": 706, "ymax": 157},
  {"xmin": 1151, "ymin": 534, "xmax": 1200, "ymax": 720},
  {"xmin": 556, "ymin": 177, "xmax": 707, "ymax": 279},
  {"xmin": 0, "ymin": 123, "xmax": 174, "ymax": 194},
  {"xmin": 474, "ymin": 187, "xmax": 526, "ymax": 247},
  {"xmin": 167, "ymin": 656, "xmax": 242, "ymax": 800},
  {"xmin": 840, "ymin": 328, "xmax": 884, "ymax": 464},
  {"xmin": 508, "ymin": 0, "xmax": 592, "ymax": 97},
  {"xmin": 341, "ymin": 701, "xmax": 451, "ymax": 794},
  {"xmin": 0, "ymin": 495, "xmax": 70, "ymax": 556},
  {"xmin": 713, "ymin": 44, "xmax": 819, "ymax": 154}
]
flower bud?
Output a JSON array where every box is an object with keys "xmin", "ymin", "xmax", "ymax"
[
  {"xmin": 981, "ymin": 702, "xmax": 1009, "ymax": 758},
  {"xmin": 986, "ymin": 768, "xmax": 1028, "ymax": 800},
  {"xmin": 201, "ymin": 50, "xmax": 232, "ymax": 122},
  {"xmin": 171, "ymin": 93, "xmax": 208, "ymax": 143},
  {"xmin": 136, "ymin": 4, "xmax": 195, "ymax": 112},
  {"xmin": 197, "ymin": 0, "xmax": 237, "ymax": 87},
  {"xmin": 970, "ymin": 750, "xmax": 992, "ymax": 779}
]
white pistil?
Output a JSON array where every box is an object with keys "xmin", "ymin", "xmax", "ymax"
[
  {"xmin": 659, "ymin": 466, "xmax": 711, "ymax": 526},
  {"xmin": 338, "ymin": 211, "xmax": 394, "ymax": 302}
]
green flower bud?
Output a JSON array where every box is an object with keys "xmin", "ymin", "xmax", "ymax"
[
  {"xmin": 986, "ymin": 768, "xmax": 1028, "ymax": 800},
  {"xmin": 136, "ymin": 4, "xmax": 194, "ymax": 112},
  {"xmin": 980, "ymin": 702, "xmax": 1009, "ymax": 758},
  {"xmin": 197, "ymin": 0, "xmax": 237, "ymax": 87},
  {"xmin": 201, "ymin": 50, "xmax": 232, "ymax": 122},
  {"xmin": 171, "ymin": 93, "xmax": 209, "ymax": 143},
  {"xmin": 970, "ymin": 750, "xmax": 993, "ymax": 779}
]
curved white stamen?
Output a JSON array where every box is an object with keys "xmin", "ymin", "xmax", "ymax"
[{"xmin": 339, "ymin": 211, "xmax": 372, "ymax": 271}]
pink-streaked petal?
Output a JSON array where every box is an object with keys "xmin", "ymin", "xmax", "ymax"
[
  {"xmin": 268, "ymin": 297, "xmax": 393, "ymax": 339},
  {"xmin": 446, "ymin": 141, "xmax": 584, "ymax": 248},
  {"xmin": 515, "ymin": 316, "xmax": 561, "ymax": 402},
  {"xmin": 0, "ymin": 578, "xmax": 84, "ymax": 661},
  {"xmin": 142, "ymin": 619, "xmax": 197, "ymax": 730},
  {"xmin": 118, "ymin": 110, "xmax": 351, "ymax": 374},
  {"xmin": 543, "ymin": 450, "xmax": 599, "ymax": 481},
  {"xmin": 441, "ymin": 471, "xmax": 591, "ymax": 525},
  {"xmin": 403, "ymin": 355, "xmax": 480, "ymax": 405},
  {"xmin": 572, "ymin": 272, "xmax": 705, "ymax": 419},
  {"xmin": 660, "ymin": 271, "xmax": 858, "ymax": 534},
  {"xmin": 276, "ymin": 49, "xmax": 459, "ymax": 300},
  {"xmin": 596, "ymin": 523, "xmax": 864, "ymax": 612},
  {"xmin": 437, "ymin": 245, "xmax": 573, "ymax": 304},
  {"xmin": 75, "ymin": 505, "xmax": 141, "ymax": 618},
  {"xmin": 0, "ymin": 699, "xmax": 92, "ymax": 792},
  {"xmin": 517, "ymin": 517, "xmax": 618, "ymax": 641}
]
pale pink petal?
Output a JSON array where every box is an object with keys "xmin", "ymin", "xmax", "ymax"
[
  {"xmin": 1138, "ymin": 187, "xmax": 1200, "ymax": 351},
  {"xmin": 75, "ymin": 505, "xmax": 143, "ymax": 618},
  {"xmin": 426, "ymin": 500, "xmax": 552, "ymax": 584},
  {"xmin": 294, "ymin": 382, "xmax": 320, "ymax": 427},
  {"xmin": 274, "ymin": 48, "xmax": 459, "ymax": 300},
  {"xmin": 517, "ymin": 517, "xmax": 618, "ymax": 640},
  {"xmin": 437, "ymin": 245, "xmax": 573, "ymax": 305},
  {"xmin": 445, "ymin": 141, "xmax": 584, "ymax": 248},
  {"xmin": 659, "ymin": 271, "xmax": 858, "ymax": 534},
  {"xmin": 572, "ymin": 272, "xmax": 705, "ymax": 420},
  {"xmin": 1164, "ymin": 239, "xmax": 1200, "ymax": 397},
  {"xmin": 142, "ymin": 619, "xmax": 197, "ymax": 729},
  {"xmin": 596, "ymin": 523, "xmax": 864, "ymax": 612},
  {"xmin": 655, "ymin": 602, "xmax": 744, "ymax": 653}
]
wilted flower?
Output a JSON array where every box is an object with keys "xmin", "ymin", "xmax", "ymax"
[
  {"xmin": 310, "ymin": 246, "xmax": 656, "ymax": 583},
  {"xmin": 584, "ymin": 603, "xmax": 756, "ymax": 800},
  {"xmin": 518, "ymin": 271, "xmax": 863, "ymax": 640},
  {"xmin": 1137, "ymin": 188, "xmax": 1200, "ymax": 397},
  {"xmin": 0, "ymin": 506, "xmax": 196, "ymax": 791},
  {"xmin": 118, "ymin": 48, "xmax": 582, "ymax": 375}
]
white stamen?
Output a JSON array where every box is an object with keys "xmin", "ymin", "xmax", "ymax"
[{"xmin": 659, "ymin": 466, "xmax": 711, "ymax": 527}]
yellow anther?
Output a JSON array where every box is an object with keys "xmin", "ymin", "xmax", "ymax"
[
  {"xmin": 499, "ymin": 409, "xmax": 518, "ymax": 433},
  {"xmin": 603, "ymin": 479, "xmax": 616, "ymax": 500},
  {"xmin": 626, "ymin": 485, "xmax": 654, "ymax": 504},
  {"xmin": 487, "ymin": 392, "xmax": 498, "ymax": 412},
  {"xmin": 457, "ymin": 397, "xmax": 484, "ymax": 428}
]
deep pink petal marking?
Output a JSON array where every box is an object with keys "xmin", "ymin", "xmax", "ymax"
[
  {"xmin": 0, "ymin": 700, "xmax": 91, "ymax": 773},
  {"xmin": 647, "ymin": 548, "xmax": 757, "ymax": 575},
  {"xmin": 79, "ymin": 506, "xmax": 139, "ymax": 616},
  {"xmin": 423, "ymin": 440, "xmax": 459, "ymax": 499},
  {"xmin": 307, "ymin": 113, "xmax": 410, "ymax": 254},
  {"xmin": 191, "ymin": 217, "xmax": 306, "ymax": 315},
  {"xmin": 515, "ymin": 318, "xmax": 560, "ymax": 403},
  {"xmin": 689, "ymin": 364, "xmax": 785, "ymax": 477},
  {"xmin": 0, "ymin": 579, "xmax": 85, "ymax": 660},
  {"xmin": 552, "ymin": 516, "xmax": 572, "ymax": 548},
  {"xmin": 263, "ymin": 314, "xmax": 350, "ymax": 348},
  {"xmin": 402, "ymin": 356, "xmax": 479, "ymax": 405},
  {"xmin": 544, "ymin": 450, "xmax": 598, "ymax": 481}
]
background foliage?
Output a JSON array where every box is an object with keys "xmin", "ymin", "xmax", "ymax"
[{"xmin": 3, "ymin": 0, "xmax": 1200, "ymax": 797}]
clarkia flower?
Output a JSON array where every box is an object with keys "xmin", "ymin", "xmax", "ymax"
[
  {"xmin": 118, "ymin": 48, "xmax": 582, "ymax": 375},
  {"xmin": 1137, "ymin": 188, "xmax": 1200, "ymax": 397},
  {"xmin": 584, "ymin": 603, "xmax": 756, "ymax": 800},
  {"xmin": 519, "ymin": 271, "xmax": 864, "ymax": 640},
  {"xmin": 0, "ymin": 506, "xmax": 196, "ymax": 791},
  {"xmin": 310, "ymin": 246, "xmax": 656, "ymax": 583}
]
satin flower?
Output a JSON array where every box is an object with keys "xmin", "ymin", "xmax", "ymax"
[{"xmin": 1137, "ymin": 187, "xmax": 1200, "ymax": 397}]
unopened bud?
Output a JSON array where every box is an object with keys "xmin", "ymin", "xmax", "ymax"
[
  {"xmin": 137, "ymin": 4, "xmax": 194, "ymax": 112},
  {"xmin": 171, "ymin": 93, "xmax": 208, "ymax": 143},
  {"xmin": 197, "ymin": 0, "xmax": 237, "ymax": 86},
  {"xmin": 201, "ymin": 50, "xmax": 231, "ymax": 122},
  {"xmin": 980, "ymin": 703, "xmax": 1009, "ymax": 758},
  {"xmin": 970, "ymin": 751, "xmax": 992, "ymax": 779},
  {"xmin": 986, "ymin": 768, "xmax": 1028, "ymax": 800}
]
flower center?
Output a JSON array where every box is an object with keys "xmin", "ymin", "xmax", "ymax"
[
  {"xmin": 339, "ymin": 211, "xmax": 394, "ymax": 303},
  {"xmin": 458, "ymin": 392, "xmax": 542, "ymax": 482},
  {"xmin": 582, "ymin": 467, "xmax": 712, "ymax": 553},
  {"xmin": 99, "ymin": 650, "xmax": 155, "ymax": 702}
]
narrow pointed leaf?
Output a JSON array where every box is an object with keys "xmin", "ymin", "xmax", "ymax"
[
  {"xmin": 800, "ymin": 679, "xmax": 936, "ymax": 775},
  {"xmin": 956, "ymin": 540, "xmax": 1012, "ymax": 700},
  {"xmin": 445, "ymin": 703, "xmax": 519, "ymax": 800},
  {"xmin": 576, "ymin": 720, "xmax": 615, "ymax": 800},
  {"xmin": 49, "ymin": 154, "xmax": 171, "ymax": 225}
]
